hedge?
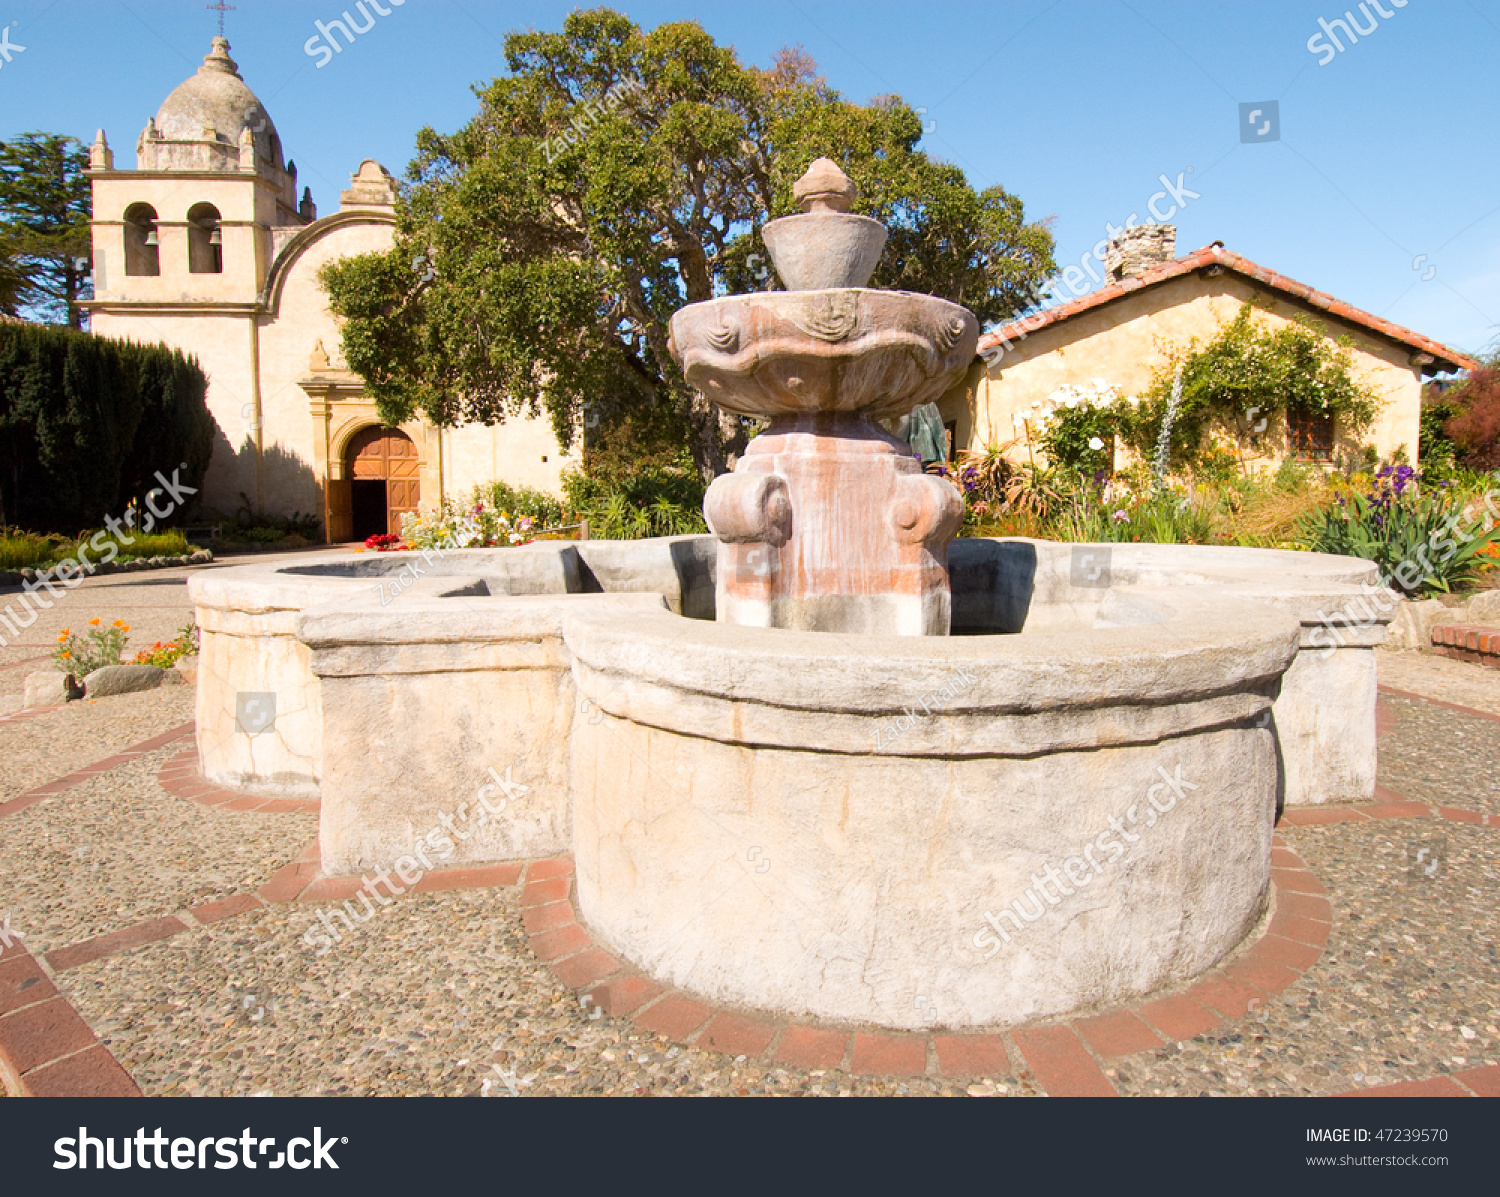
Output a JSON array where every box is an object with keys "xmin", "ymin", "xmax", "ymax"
[{"xmin": 0, "ymin": 321, "xmax": 213, "ymax": 532}]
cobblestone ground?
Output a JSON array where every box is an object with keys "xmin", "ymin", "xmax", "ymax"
[{"xmin": 2, "ymin": 571, "xmax": 1497, "ymax": 1097}]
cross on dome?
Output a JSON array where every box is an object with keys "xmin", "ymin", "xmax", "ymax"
[{"xmin": 206, "ymin": 1, "xmax": 235, "ymax": 38}]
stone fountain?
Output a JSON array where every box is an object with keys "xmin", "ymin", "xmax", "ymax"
[
  {"xmin": 186, "ymin": 156, "xmax": 1399, "ymax": 1032},
  {"xmin": 673, "ymin": 159, "xmax": 976, "ymax": 636}
]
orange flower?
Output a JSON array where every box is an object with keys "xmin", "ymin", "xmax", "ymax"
[
  {"xmin": 60, "ymin": 650, "xmax": 70, "ymax": 659},
  {"xmin": 112, "ymin": 619, "xmax": 125, "ymax": 628},
  {"xmin": 88, "ymin": 617, "xmax": 100, "ymax": 626}
]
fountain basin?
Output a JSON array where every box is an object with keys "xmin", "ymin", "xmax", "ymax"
[{"xmin": 186, "ymin": 538, "xmax": 1393, "ymax": 1027}]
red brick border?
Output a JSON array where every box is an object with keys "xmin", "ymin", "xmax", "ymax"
[
  {"xmin": 1279, "ymin": 799, "xmax": 1500, "ymax": 831},
  {"xmin": 0, "ymin": 722, "xmax": 195, "ymax": 819},
  {"xmin": 507, "ymin": 842, "xmax": 1370, "ymax": 1095},
  {"xmin": 1378, "ymin": 684, "xmax": 1500, "ymax": 726},
  {"xmin": 1430, "ymin": 623, "xmax": 1500, "ymax": 669},
  {"xmin": 0, "ymin": 938, "xmax": 139, "ymax": 1096},
  {"xmin": 156, "ymin": 746, "xmax": 320, "ymax": 815},
  {"xmin": 7, "ymin": 687, "xmax": 1496, "ymax": 1097}
]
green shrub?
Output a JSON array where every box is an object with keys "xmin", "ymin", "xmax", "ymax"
[
  {"xmin": 1298, "ymin": 465, "xmax": 1500, "ymax": 595},
  {"xmin": 0, "ymin": 526, "xmax": 197, "ymax": 569},
  {"xmin": 0, "ymin": 322, "xmax": 212, "ymax": 532},
  {"xmin": 1117, "ymin": 303, "xmax": 1383, "ymax": 472},
  {"xmin": 562, "ymin": 456, "xmax": 706, "ymax": 540},
  {"xmin": 1059, "ymin": 481, "xmax": 1215, "ymax": 545},
  {"xmin": 482, "ymin": 480, "xmax": 566, "ymax": 529},
  {"xmin": 0, "ymin": 527, "xmax": 62, "ymax": 569},
  {"xmin": 53, "ymin": 618, "xmax": 129, "ymax": 674},
  {"xmin": 133, "ymin": 621, "xmax": 199, "ymax": 669}
]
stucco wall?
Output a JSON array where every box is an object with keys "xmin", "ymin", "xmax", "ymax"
[
  {"xmin": 442, "ymin": 419, "xmax": 578, "ymax": 501},
  {"xmin": 90, "ymin": 173, "xmax": 575, "ymax": 520},
  {"xmin": 952, "ymin": 273, "xmax": 1424, "ymax": 467}
]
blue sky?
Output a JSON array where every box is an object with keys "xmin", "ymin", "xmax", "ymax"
[{"xmin": 3, "ymin": 0, "xmax": 1497, "ymax": 359}]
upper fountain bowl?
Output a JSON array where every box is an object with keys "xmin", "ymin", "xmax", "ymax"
[
  {"xmin": 668, "ymin": 157, "xmax": 979, "ymax": 419},
  {"xmin": 762, "ymin": 212, "xmax": 887, "ymax": 291},
  {"xmin": 669, "ymin": 289, "xmax": 978, "ymax": 420}
]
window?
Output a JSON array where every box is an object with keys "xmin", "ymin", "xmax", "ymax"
[
  {"xmin": 123, "ymin": 203, "xmax": 159, "ymax": 276},
  {"xmin": 187, "ymin": 203, "xmax": 222, "ymax": 274},
  {"xmin": 1288, "ymin": 407, "xmax": 1334, "ymax": 461}
]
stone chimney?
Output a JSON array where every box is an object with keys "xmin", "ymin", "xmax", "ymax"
[{"xmin": 1105, "ymin": 224, "xmax": 1177, "ymax": 281}]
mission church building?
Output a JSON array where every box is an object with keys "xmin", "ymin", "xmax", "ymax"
[{"xmin": 83, "ymin": 34, "xmax": 572, "ymax": 542}]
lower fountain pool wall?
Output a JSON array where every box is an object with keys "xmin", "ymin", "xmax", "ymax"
[{"xmin": 565, "ymin": 597, "xmax": 1294, "ymax": 1028}]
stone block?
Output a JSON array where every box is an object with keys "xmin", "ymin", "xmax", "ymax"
[
  {"xmin": 23, "ymin": 671, "xmax": 82, "ymax": 707},
  {"xmin": 80, "ymin": 664, "xmax": 165, "ymax": 698},
  {"xmin": 1384, "ymin": 598, "xmax": 1454, "ymax": 650},
  {"xmin": 1467, "ymin": 589, "xmax": 1500, "ymax": 622}
]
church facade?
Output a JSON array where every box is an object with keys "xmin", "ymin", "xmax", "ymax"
[{"xmin": 82, "ymin": 36, "xmax": 575, "ymax": 543}]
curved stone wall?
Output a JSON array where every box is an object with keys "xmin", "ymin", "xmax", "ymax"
[{"xmin": 565, "ymin": 595, "xmax": 1296, "ymax": 1027}]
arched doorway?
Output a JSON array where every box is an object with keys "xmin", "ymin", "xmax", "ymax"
[{"xmin": 346, "ymin": 426, "xmax": 420, "ymax": 541}]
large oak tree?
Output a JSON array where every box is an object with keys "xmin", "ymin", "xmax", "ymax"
[{"xmin": 322, "ymin": 8, "xmax": 1056, "ymax": 482}]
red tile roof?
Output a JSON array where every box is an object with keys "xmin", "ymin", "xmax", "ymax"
[{"xmin": 977, "ymin": 242, "xmax": 1477, "ymax": 375}]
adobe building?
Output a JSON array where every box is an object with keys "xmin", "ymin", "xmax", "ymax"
[
  {"xmin": 82, "ymin": 36, "xmax": 575, "ymax": 542},
  {"xmin": 947, "ymin": 225, "xmax": 1476, "ymax": 468}
]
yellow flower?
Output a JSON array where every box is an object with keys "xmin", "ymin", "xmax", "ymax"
[{"xmin": 88, "ymin": 617, "xmax": 100, "ymax": 626}]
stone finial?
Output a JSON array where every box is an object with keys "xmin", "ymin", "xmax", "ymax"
[
  {"xmin": 309, "ymin": 339, "xmax": 331, "ymax": 371},
  {"xmin": 793, "ymin": 158, "xmax": 856, "ymax": 214},
  {"xmin": 340, "ymin": 159, "xmax": 397, "ymax": 210},
  {"xmin": 238, "ymin": 125, "xmax": 256, "ymax": 169},
  {"xmin": 90, "ymin": 129, "xmax": 113, "ymax": 171},
  {"xmin": 300, "ymin": 187, "xmax": 317, "ymax": 222},
  {"xmin": 203, "ymin": 36, "xmax": 240, "ymax": 76}
]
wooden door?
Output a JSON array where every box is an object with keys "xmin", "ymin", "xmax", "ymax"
[{"xmin": 347, "ymin": 426, "xmax": 421, "ymax": 538}]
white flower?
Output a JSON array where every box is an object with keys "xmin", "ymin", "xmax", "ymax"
[{"xmin": 1088, "ymin": 437, "xmax": 1105, "ymax": 451}]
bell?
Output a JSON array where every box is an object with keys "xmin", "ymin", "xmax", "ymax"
[
  {"xmin": 143, "ymin": 229, "xmax": 158, "ymax": 246},
  {"xmin": 208, "ymin": 227, "xmax": 222, "ymax": 245}
]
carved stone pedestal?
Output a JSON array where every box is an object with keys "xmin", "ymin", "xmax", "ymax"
[{"xmin": 705, "ymin": 414, "xmax": 962, "ymax": 635}]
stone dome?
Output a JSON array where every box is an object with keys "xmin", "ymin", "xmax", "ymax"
[{"xmin": 153, "ymin": 37, "xmax": 283, "ymax": 169}]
